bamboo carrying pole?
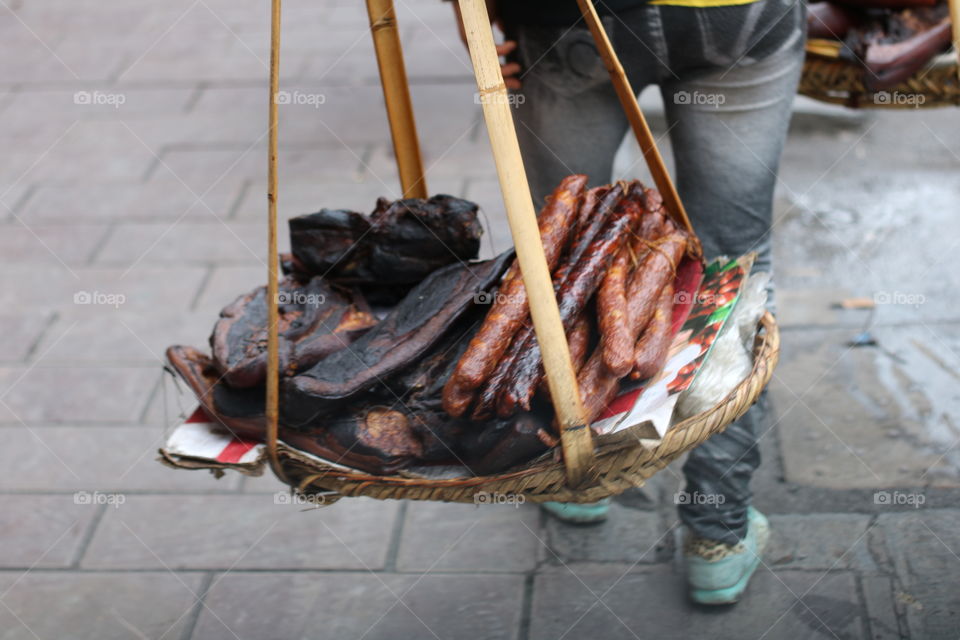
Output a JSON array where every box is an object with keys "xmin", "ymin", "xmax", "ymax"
[
  {"xmin": 950, "ymin": 0, "xmax": 960, "ymax": 83},
  {"xmin": 574, "ymin": 0, "xmax": 699, "ymax": 253},
  {"xmin": 265, "ymin": 0, "xmax": 288, "ymax": 483},
  {"xmin": 457, "ymin": 0, "xmax": 595, "ymax": 487},
  {"xmin": 366, "ymin": 0, "xmax": 428, "ymax": 199}
]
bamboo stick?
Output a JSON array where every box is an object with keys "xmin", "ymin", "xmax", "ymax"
[
  {"xmin": 950, "ymin": 0, "xmax": 960, "ymax": 83},
  {"xmin": 266, "ymin": 0, "xmax": 288, "ymax": 483},
  {"xmin": 366, "ymin": 0, "xmax": 428, "ymax": 199},
  {"xmin": 574, "ymin": 0, "xmax": 699, "ymax": 254},
  {"xmin": 457, "ymin": 0, "xmax": 595, "ymax": 487}
]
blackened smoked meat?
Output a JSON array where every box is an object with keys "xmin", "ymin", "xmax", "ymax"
[
  {"xmin": 210, "ymin": 275, "xmax": 376, "ymax": 388},
  {"xmin": 283, "ymin": 251, "xmax": 513, "ymax": 426}
]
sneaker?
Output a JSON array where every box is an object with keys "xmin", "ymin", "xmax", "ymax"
[
  {"xmin": 684, "ymin": 506, "xmax": 770, "ymax": 605},
  {"xmin": 541, "ymin": 498, "xmax": 611, "ymax": 524}
]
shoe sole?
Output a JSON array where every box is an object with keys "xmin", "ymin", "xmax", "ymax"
[
  {"xmin": 688, "ymin": 515, "xmax": 769, "ymax": 605},
  {"xmin": 688, "ymin": 551, "xmax": 761, "ymax": 605}
]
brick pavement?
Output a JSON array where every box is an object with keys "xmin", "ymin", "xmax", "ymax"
[{"xmin": 1, "ymin": 0, "xmax": 958, "ymax": 638}]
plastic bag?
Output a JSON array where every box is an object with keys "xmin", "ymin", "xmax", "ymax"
[{"xmin": 675, "ymin": 271, "xmax": 770, "ymax": 418}]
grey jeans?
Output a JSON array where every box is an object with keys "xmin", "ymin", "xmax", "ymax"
[{"xmin": 511, "ymin": 0, "xmax": 804, "ymax": 543}]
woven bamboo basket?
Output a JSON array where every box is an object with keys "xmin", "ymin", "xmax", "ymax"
[
  {"xmin": 800, "ymin": 47, "xmax": 960, "ymax": 108},
  {"xmin": 267, "ymin": 311, "xmax": 778, "ymax": 505},
  {"xmin": 256, "ymin": 0, "xmax": 780, "ymax": 503},
  {"xmin": 799, "ymin": 0, "xmax": 960, "ymax": 108}
]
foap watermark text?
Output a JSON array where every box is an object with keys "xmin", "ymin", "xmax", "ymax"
[
  {"xmin": 474, "ymin": 491, "xmax": 525, "ymax": 507},
  {"xmin": 673, "ymin": 90, "xmax": 725, "ymax": 107},
  {"xmin": 277, "ymin": 291, "xmax": 326, "ymax": 307},
  {"xmin": 873, "ymin": 91, "xmax": 925, "ymax": 108},
  {"xmin": 74, "ymin": 90, "xmax": 126, "ymax": 109},
  {"xmin": 74, "ymin": 290, "xmax": 126, "ymax": 308},
  {"xmin": 74, "ymin": 491, "xmax": 125, "ymax": 508},
  {"xmin": 874, "ymin": 291, "xmax": 925, "ymax": 307},
  {"xmin": 275, "ymin": 90, "xmax": 326, "ymax": 108},
  {"xmin": 874, "ymin": 490, "xmax": 925, "ymax": 508},
  {"xmin": 274, "ymin": 491, "xmax": 329, "ymax": 507},
  {"xmin": 474, "ymin": 91, "xmax": 525, "ymax": 107},
  {"xmin": 674, "ymin": 490, "xmax": 726, "ymax": 506}
]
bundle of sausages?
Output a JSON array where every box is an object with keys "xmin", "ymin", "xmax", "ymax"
[{"xmin": 442, "ymin": 174, "xmax": 694, "ymax": 425}]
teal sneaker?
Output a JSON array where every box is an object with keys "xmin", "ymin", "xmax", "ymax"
[
  {"xmin": 684, "ymin": 507, "xmax": 770, "ymax": 605},
  {"xmin": 541, "ymin": 498, "xmax": 611, "ymax": 524}
]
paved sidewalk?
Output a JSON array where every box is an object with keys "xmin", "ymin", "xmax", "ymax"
[{"xmin": 1, "ymin": 0, "xmax": 959, "ymax": 638}]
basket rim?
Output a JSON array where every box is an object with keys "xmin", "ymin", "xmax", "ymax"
[
  {"xmin": 274, "ymin": 311, "xmax": 780, "ymax": 498},
  {"xmin": 799, "ymin": 44, "xmax": 960, "ymax": 109},
  {"xmin": 804, "ymin": 44, "xmax": 958, "ymax": 71}
]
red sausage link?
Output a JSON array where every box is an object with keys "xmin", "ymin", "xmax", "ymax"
[
  {"xmin": 625, "ymin": 231, "xmax": 687, "ymax": 340},
  {"xmin": 575, "ymin": 347, "xmax": 622, "ymax": 424},
  {"xmin": 442, "ymin": 174, "xmax": 587, "ymax": 417},
  {"xmin": 598, "ymin": 246, "xmax": 634, "ymax": 376},
  {"xmin": 632, "ymin": 282, "xmax": 676, "ymax": 380},
  {"xmin": 497, "ymin": 199, "xmax": 637, "ymax": 417}
]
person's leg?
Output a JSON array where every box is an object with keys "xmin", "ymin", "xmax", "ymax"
[
  {"xmin": 652, "ymin": 0, "xmax": 803, "ymax": 602},
  {"xmin": 644, "ymin": 7, "xmax": 803, "ymax": 564},
  {"xmin": 659, "ymin": 0, "xmax": 805, "ymax": 277},
  {"xmin": 510, "ymin": 20, "xmax": 635, "ymax": 205},
  {"xmin": 658, "ymin": 6, "xmax": 804, "ymax": 545},
  {"xmin": 681, "ymin": 395, "xmax": 768, "ymax": 542}
]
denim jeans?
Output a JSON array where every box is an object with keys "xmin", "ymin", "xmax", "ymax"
[{"xmin": 510, "ymin": 0, "xmax": 804, "ymax": 543}]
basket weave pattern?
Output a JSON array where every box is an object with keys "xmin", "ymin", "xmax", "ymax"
[
  {"xmin": 273, "ymin": 311, "xmax": 780, "ymax": 505},
  {"xmin": 800, "ymin": 54, "xmax": 960, "ymax": 109}
]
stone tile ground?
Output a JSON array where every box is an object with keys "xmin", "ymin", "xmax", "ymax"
[{"xmin": 0, "ymin": 0, "xmax": 958, "ymax": 638}]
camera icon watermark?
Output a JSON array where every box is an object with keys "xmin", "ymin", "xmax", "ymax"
[
  {"xmin": 673, "ymin": 90, "xmax": 725, "ymax": 108},
  {"xmin": 274, "ymin": 490, "xmax": 328, "ymax": 507},
  {"xmin": 674, "ymin": 490, "xmax": 726, "ymax": 506},
  {"xmin": 873, "ymin": 91, "xmax": 925, "ymax": 108},
  {"xmin": 873, "ymin": 490, "xmax": 925, "ymax": 508},
  {"xmin": 74, "ymin": 490, "xmax": 126, "ymax": 508},
  {"xmin": 474, "ymin": 91, "xmax": 526, "ymax": 107},
  {"xmin": 276, "ymin": 291, "xmax": 326, "ymax": 307},
  {"xmin": 274, "ymin": 90, "xmax": 326, "ymax": 108},
  {"xmin": 473, "ymin": 290, "xmax": 495, "ymax": 305},
  {"xmin": 473, "ymin": 491, "xmax": 526, "ymax": 507},
  {"xmin": 74, "ymin": 290, "xmax": 126, "ymax": 308},
  {"xmin": 73, "ymin": 90, "xmax": 126, "ymax": 109},
  {"xmin": 873, "ymin": 291, "xmax": 925, "ymax": 307},
  {"xmin": 473, "ymin": 290, "xmax": 521, "ymax": 305}
]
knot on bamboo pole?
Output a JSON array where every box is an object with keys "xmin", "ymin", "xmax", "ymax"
[{"xmin": 370, "ymin": 16, "xmax": 396, "ymax": 32}]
